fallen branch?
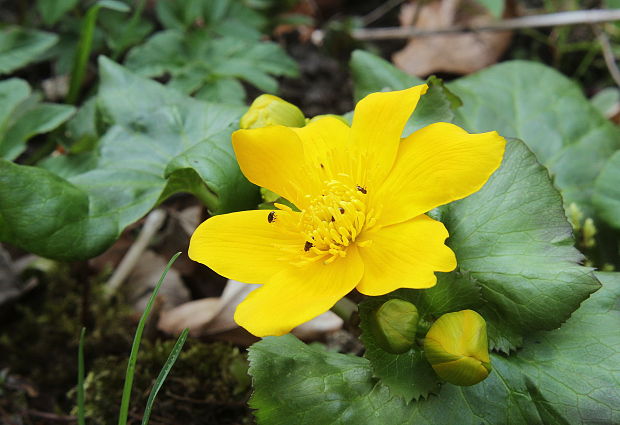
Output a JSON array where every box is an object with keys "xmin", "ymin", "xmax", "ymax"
[
  {"xmin": 313, "ymin": 9, "xmax": 620, "ymax": 42},
  {"xmin": 597, "ymin": 29, "xmax": 620, "ymax": 88},
  {"xmin": 106, "ymin": 209, "xmax": 167, "ymax": 296}
]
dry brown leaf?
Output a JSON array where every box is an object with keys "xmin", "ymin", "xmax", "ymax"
[
  {"xmin": 158, "ymin": 279, "xmax": 344, "ymax": 343},
  {"xmin": 158, "ymin": 297, "xmax": 222, "ymax": 336},
  {"xmin": 0, "ymin": 245, "xmax": 19, "ymax": 306},
  {"xmin": 126, "ymin": 250, "xmax": 190, "ymax": 313},
  {"xmin": 393, "ymin": 0, "xmax": 513, "ymax": 76}
]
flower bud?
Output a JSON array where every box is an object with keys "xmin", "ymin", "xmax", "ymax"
[
  {"xmin": 371, "ymin": 299, "xmax": 419, "ymax": 354},
  {"xmin": 240, "ymin": 94, "xmax": 306, "ymax": 129},
  {"xmin": 583, "ymin": 218, "xmax": 597, "ymax": 248},
  {"xmin": 307, "ymin": 114, "xmax": 349, "ymax": 125},
  {"xmin": 424, "ymin": 310, "xmax": 491, "ymax": 386}
]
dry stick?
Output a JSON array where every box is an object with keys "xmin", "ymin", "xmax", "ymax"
[
  {"xmin": 597, "ymin": 29, "xmax": 620, "ymax": 88},
  {"xmin": 106, "ymin": 209, "xmax": 167, "ymax": 295},
  {"xmin": 362, "ymin": 0, "xmax": 409, "ymax": 25},
  {"xmin": 313, "ymin": 9, "xmax": 620, "ymax": 42}
]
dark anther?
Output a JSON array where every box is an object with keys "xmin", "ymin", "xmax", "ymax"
[
  {"xmin": 304, "ymin": 241, "xmax": 313, "ymax": 252},
  {"xmin": 267, "ymin": 211, "xmax": 276, "ymax": 223},
  {"xmin": 331, "ymin": 216, "xmax": 335, "ymax": 222},
  {"xmin": 356, "ymin": 185, "xmax": 367, "ymax": 194},
  {"xmin": 339, "ymin": 207, "xmax": 345, "ymax": 214},
  {"xmin": 320, "ymin": 163, "xmax": 325, "ymax": 169}
]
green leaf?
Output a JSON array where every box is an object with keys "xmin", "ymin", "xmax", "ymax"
[
  {"xmin": 349, "ymin": 51, "xmax": 458, "ymax": 135},
  {"xmin": 443, "ymin": 140, "xmax": 599, "ymax": 352},
  {"xmin": 0, "ymin": 78, "xmax": 75, "ymax": 160},
  {"xmin": 1, "ymin": 103, "xmax": 76, "ymax": 160},
  {"xmin": 446, "ymin": 60, "xmax": 620, "ymax": 225},
  {"xmin": 62, "ymin": 97, "xmax": 101, "ymax": 153},
  {"xmin": 593, "ymin": 151, "xmax": 620, "ymax": 228},
  {"xmin": 350, "ymin": 49, "xmax": 422, "ymax": 101},
  {"xmin": 0, "ymin": 79, "xmax": 30, "ymax": 132},
  {"xmin": 155, "ymin": 0, "xmax": 267, "ymax": 37},
  {"xmin": 590, "ymin": 87, "xmax": 620, "ymax": 117},
  {"xmin": 359, "ymin": 297, "xmax": 441, "ymax": 401},
  {"xmin": 474, "ymin": 0, "xmax": 504, "ymax": 17},
  {"xmin": 405, "ymin": 76, "xmax": 461, "ymax": 136},
  {"xmin": 195, "ymin": 78, "xmax": 246, "ymax": 104},
  {"xmin": 358, "ymin": 272, "xmax": 481, "ymax": 401},
  {"xmin": 125, "ymin": 30, "xmax": 298, "ymax": 102},
  {"xmin": 0, "ymin": 27, "xmax": 58, "ymax": 74},
  {"xmin": 37, "ymin": 0, "xmax": 80, "ymax": 26},
  {"xmin": 249, "ymin": 271, "xmax": 620, "ymax": 424},
  {"xmin": 349, "ymin": 54, "xmax": 620, "ymax": 229},
  {"xmin": 0, "ymin": 58, "xmax": 258, "ymax": 260}
]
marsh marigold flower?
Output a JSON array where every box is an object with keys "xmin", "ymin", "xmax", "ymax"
[{"xmin": 189, "ymin": 85, "xmax": 505, "ymax": 337}]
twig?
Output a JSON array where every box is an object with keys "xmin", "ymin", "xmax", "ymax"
[
  {"xmin": 106, "ymin": 209, "xmax": 167, "ymax": 295},
  {"xmin": 313, "ymin": 9, "xmax": 620, "ymax": 42},
  {"xmin": 27, "ymin": 410, "xmax": 77, "ymax": 422},
  {"xmin": 362, "ymin": 0, "xmax": 409, "ymax": 25},
  {"xmin": 597, "ymin": 29, "xmax": 620, "ymax": 88}
]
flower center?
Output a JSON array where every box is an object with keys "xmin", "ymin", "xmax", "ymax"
[{"xmin": 300, "ymin": 179, "xmax": 374, "ymax": 263}]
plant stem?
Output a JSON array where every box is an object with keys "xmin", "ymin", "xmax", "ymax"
[
  {"xmin": 313, "ymin": 9, "xmax": 620, "ymax": 42},
  {"xmin": 331, "ymin": 297, "xmax": 357, "ymax": 322}
]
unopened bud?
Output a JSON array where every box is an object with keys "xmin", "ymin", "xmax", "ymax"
[
  {"xmin": 371, "ymin": 299, "xmax": 419, "ymax": 354},
  {"xmin": 307, "ymin": 114, "xmax": 349, "ymax": 125},
  {"xmin": 583, "ymin": 218, "xmax": 597, "ymax": 248},
  {"xmin": 424, "ymin": 310, "xmax": 491, "ymax": 386},
  {"xmin": 567, "ymin": 202, "xmax": 583, "ymax": 231},
  {"xmin": 240, "ymin": 94, "xmax": 305, "ymax": 129}
]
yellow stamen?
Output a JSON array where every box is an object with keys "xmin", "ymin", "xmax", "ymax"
[{"xmin": 296, "ymin": 177, "xmax": 378, "ymax": 263}]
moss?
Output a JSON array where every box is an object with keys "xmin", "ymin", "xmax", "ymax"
[
  {"xmin": 0, "ymin": 260, "xmax": 253, "ymax": 423},
  {"xmin": 0, "ymin": 261, "xmax": 134, "ymax": 409},
  {"xmin": 79, "ymin": 339, "xmax": 252, "ymax": 425}
]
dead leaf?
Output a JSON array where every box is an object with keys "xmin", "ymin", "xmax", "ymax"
[
  {"xmin": 125, "ymin": 250, "xmax": 190, "ymax": 313},
  {"xmin": 158, "ymin": 297, "xmax": 222, "ymax": 336},
  {"xmin": 393, "ymin": 0, "xmax": 513, "ymax": 76},
  {"xmin": 0, "ymin": 245, "xmax": 19, "ymax": 306},
  {"xmin": 158, "ymin": 279, "xmax": 344, "ymax": 343}
]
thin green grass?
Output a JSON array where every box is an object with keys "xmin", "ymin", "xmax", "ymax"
[
  {"xmin": 76, "ymin": 252, "xmax": 186, "ymax": 424},
  {"xmin": 141, "ymin": 328, "xmax": 189, "ymax": 425},
  {"xmin": 77, "ymin": 327, "xmax": 86, "ymax": 425},
  {"xmin": 67, "ymin": 0, "xmax": 129, "ymax": 104},
  {"xmin": 117, "ymin": 251, "xmax": 182, "ymax": 425}
]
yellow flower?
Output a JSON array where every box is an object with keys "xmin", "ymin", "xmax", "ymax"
[{"xmin": 189, "ymin": 84, "xmax": 506, "ymax": 337}]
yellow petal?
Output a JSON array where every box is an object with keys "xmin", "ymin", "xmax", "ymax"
[
  {"xmin": 350, "ymin": 84, "xmax": 427, "ymax": 185},
  {"xmin": 356, "ymin": 214, "xmax": 456, "ymax": 296},
  {"xmin": 235, "ymin": 245, "xmax": 364, "ymax": 336},
  {"xmin": 232, "ymin": 126, "xmax": 316, "ymax": 209},
  {"xmin": 188, "ymin": 209, "xmax": 303, "ymax": 284},
  {"xmin": 291, "ymin": 116, "xmax": 352, "ymax": 180},
  {"xmin": 377, "ymin": 122, "xmax": 506, "ymax": 226}
]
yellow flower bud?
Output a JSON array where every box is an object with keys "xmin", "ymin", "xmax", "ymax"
[
  {"xmin": 240, "ymin": 94, "xmax": 306, "ymax": 129},
  {"xmin": 583, "ymin": 218, "xmax": 597, "ymax": 248},
  {"xmin": 424, "ymin": 310, "xmax": 491, "ymax": 386},
  {"xmin": 566, "ymin": 202, "xmax": 583, "ymax": 231},
  {"xmin": 307, "ymin": 114, "xmax": 349, "ymax": 125},
  {"xmin": 371, "ymin": 299, "xmax": 419, "ymax": 354}
]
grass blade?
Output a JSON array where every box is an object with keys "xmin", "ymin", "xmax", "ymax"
[
  {"xmin": 141, "ymin": 328, "xmax": 189, "ymax": 425},
  {"xmin": 66, "ymin": 0, "xmax": 129, "ymax": 104},
  {"xmin": 77, "ymin": 327, "xmax": 86, "ymax": 425},
  {"xmin": 117, "ymin": 252, "xmax": 182, "ymax": 425}
]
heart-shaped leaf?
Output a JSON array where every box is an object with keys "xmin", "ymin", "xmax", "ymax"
[{"xmin": 0, "ymin": 58, "xmax": 258, "ymax": 260}]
